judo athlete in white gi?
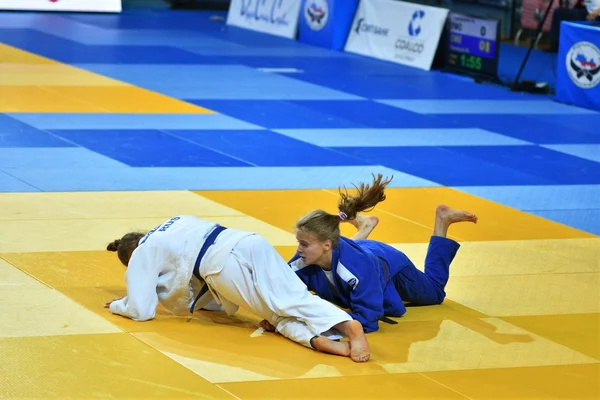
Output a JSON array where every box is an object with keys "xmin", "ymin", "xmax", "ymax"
[
  {"xmin": 104, "ymin": 215, "xmax": 371, "ymax": 362},
  {"xmin": 289, "ymin": 174, "xmax": 478, "ymax": 333}
]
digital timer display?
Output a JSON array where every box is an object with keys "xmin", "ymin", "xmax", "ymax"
[{"xmin": 444, "ymin": 12, "xmax": 500, "ymax": 80}]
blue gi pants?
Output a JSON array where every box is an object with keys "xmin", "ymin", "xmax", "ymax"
[{"xmin": 392, "ymin": 236, "xmax": 460, "ymax": 305}]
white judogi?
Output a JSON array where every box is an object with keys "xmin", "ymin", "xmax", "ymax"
[{"xmin": 109, "ymin": 215, "xmax": 351, "ymax": 348}]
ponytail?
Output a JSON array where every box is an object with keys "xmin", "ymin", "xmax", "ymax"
[
  {"xmin": 106, "ymin": 232, "xmax": 145, "ymax": 266},
  {"xmin": 338, "ymin": 173, "xmax": 393, "ymax": 221},
  {"xmin": 295, "ymin": 174, "xmax": 393, "ymax": 246}
]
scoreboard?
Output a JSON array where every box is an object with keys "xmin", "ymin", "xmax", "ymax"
[{"xmin": 444, "ymin": 12, "xmax": 500, "ymax": 81}]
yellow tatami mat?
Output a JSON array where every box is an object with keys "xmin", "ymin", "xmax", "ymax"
[
  {"xmin": 0, "ymin": 190, "xmax": 243, "ymax": 220},
  {"xmin": 218, "ymin": 364, "xmax": 600, "ymax": 400},
  {"xmin": 446, "ymin": 272, "xmax": 600, "ymax": 316},
  {"xmin": 0, "ymin": 259, "xmax": 120, "ymax": 338},
  {"xmin": 0, "ymin": 253, "xmax": 234, "ymax": 398},
  {"xmin": 44, "ymin": 85, "xmax": 215, "ymax": 114},
  {"xmin": 0, "ymin": 43, "xmax": 56, "ymax": 64},
  {"xmin": 1, "ymin": 333, "xmax": 237, "ymax": 399},
  {"xmin": 388, "ymin": 237, "xmax": 600, "ymax": 316},
  {"xmin": 0, "ymin": 191, "xmax": 297, "ymax": 252},
  {"xmin": 0, "ymin": 85, "xmax": 213, "ymax": 113},
  {"xmin": 0, "ymin": 43, "xmax": 213, "ymax": 113},
  {"xmin": 502, "ymin": 313, "xmax": 600, "ymax": 360},
  {"xmin": 196, "ymin": 187, "xmax": 595, "ymax": 243},
  {"xmin": 1, "ymin": 189, "xmax": 598, "ymax": 399},
  {"xmin": 0, "ymin": 64, "xmax": 128, "ymax": 86}
]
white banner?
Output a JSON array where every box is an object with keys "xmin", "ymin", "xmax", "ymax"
[
  {"xmin": 344, "ymin": 0, "xmax": 448, "ymax": 71},
  {"xmin": 0, "ymin": 0, "xmax": 121, "ymax": 12},
  {"xmin": 227, "ymin": 0, "xmax": 302, "ymax": 40}
]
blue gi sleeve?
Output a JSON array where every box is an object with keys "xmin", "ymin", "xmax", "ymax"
[{"xmin": 344, "ymin": 253, "xmax": 385, "ymax": 333}]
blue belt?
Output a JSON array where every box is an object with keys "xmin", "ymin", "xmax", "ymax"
[{"xmin": 189, "ymin": 225, "xmax": 227, "ymax": 313}]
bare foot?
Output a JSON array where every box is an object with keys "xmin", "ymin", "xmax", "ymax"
[
  {"xmin": 334, "ymin": 320, "xmax": 370, "ymax": 362},
  {"xmin": 347, "ymin": 320, "xmax": 371, "ymax": 362},
  {"xmin": 437, "ymin": 204, "xmax": 478, "ymax": 224},
  {"xmin": 311, "ymin": 336, "xmax": 351, "ymax": 357},
  {"xmin": 349, "ymin": 214, "xmax": 380, "ymax": 241},
  {"xmin": 433, "ymin": 205, "xmax": 478, "ymax": 237}
]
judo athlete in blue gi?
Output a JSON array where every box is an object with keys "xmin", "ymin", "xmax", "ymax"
[
  {"xmin": 289, "ymin": 174, "xmax": 478, "ymax": 333},
  {"xmin": 104, "ymin": 215, "xmax": 371, "ymax": 362}
]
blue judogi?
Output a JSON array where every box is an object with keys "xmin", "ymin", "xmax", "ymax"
[{"xmin": 290, "ymin": 236, "xmax": 460, "ymax": 333}]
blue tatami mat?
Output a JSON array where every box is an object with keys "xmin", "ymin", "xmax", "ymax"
[
  {"xmin": 529, "ymin": 209, "xmax": 600, "ymax": 236},
  {"xmin": 275, "ymin": 128, "xmax": 531, "ymax": 147},
  {"xmin": 332, "ymin": 146, "xmax": 555, "ymax": 186},
  {"xmin": 0, "ymin": 29, "xmax": 211, "ymax": 64},
  {"xmin": 0, "ymin": 148, "xmax": 128, "ymax": 169},
  {"xmin": 286, "ymin": 101, "xmax": 451, "ymax": 128},
  {"xmin": 164, "ymin": 130, "xmax": 369, "ymax": 167},
  {"xmin": 542, "ymin": 144, "xmax": 600, "ymax": 163},
  {"xmin": 378, "ymin": 99, "xmax": 599, "ymax": 115},
  {"xmin": 181, "ymin": 45, "xmax": 343, "ymax": 57},
  {"xmin": 432, "ymin": 114, "xmax": 600, "ymax": 144},
  {"xmin": 186, "ymin": 100, "xmax": 365, "ymax": 129},
  {"xmin": 457, "ymin": 185, "xmax": 600, "ymax": 211},
  {"xmin": 0, "ymin": 9, "xmax": 597, "ymax": 236},
  {"xmin": 0, "ymin": 116, "xmax": 73, "ymax": 148},
  {"xmin": 2, "ymin": 165, "xmax": 435, "ymax": 192},
  {"xmin": 73, "ymin": 64, "xmax": 362, "ymax": 100},
  {"xmin": 442, "ymin": 145, "xmax": 600, "ymax": 184},
  {"xmin": 527, "ymin": 114, "xmax": 600, "ymax": 135},
  {"xmin": 6, "ymin": 114, "xmax": 262, "ymax": 130},
  {"xmin": 293, "ymin": 71, "xmax": 532, "ymax": 100},
  {"xmin": 0, "ymin": 170, "xmax": 39, "ymax": 192},
  {"xmin": 62, "ymin": 11, "xmax": 222, "ymax": 30},
  {"xmin": 50, "ymin": 130, "xmax": 254, "ymax": 168}
]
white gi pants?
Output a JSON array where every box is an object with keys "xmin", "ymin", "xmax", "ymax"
[{"xmin": 204, "ymin": 234, "xmax": 351, "ymax": 348}]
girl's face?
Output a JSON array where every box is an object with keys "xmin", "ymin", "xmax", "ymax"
[{"xmin": 295, "ymin": 229, "xmax": 331, "ymax": 266}]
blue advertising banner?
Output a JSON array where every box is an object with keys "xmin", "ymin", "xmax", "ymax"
[
  {"xmin": 555, "ymin": 21, "xmax": 600, "ymax": 112},
  {"xmin": 298, "ymin": 0, "xmax": 360, "ymax": 50}
]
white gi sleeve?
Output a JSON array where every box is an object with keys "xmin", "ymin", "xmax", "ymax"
[
  {"xmin": 275, "ymin": 318, "xmax": 346, "ymax": 348},
  {"xmin": 275, "ymin": 318, "xmax": 315, "ymax": 348},
  {"xmin": 109, "ymin": 245, "xmax": 160, "ymax": 322}
]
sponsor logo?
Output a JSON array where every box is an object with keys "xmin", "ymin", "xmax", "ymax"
[
  {"xmin": 566, "ymin": 41, "xmax": 600, "ymax": 89},
  {"xmin": 393, "ymin": 9, "xmax": 427, "ymax": 59},
  {"xmin": 239, "ymin": 0, "xmax": 292, "ymax": 26},
  {"xmin": 408, "ymin": 10, "xmax": 425, "ymax": 37},
  {"xmin": 354, "ymin": 17, "xmax": 389, "ymax": 36},
  {"xmin": 395, "ymin": 39, "xmax": 424, "ymax": 53},
  {"xmin": 305, "ymin": 0, "xmax": 328, "ymax": 31}
]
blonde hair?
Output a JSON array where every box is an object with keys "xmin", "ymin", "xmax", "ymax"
[{"xmin": 296, "ymin": 173, "xmax": 393, "ymax": 246}]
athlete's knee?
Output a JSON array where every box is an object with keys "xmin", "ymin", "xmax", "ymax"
[
  {"xmin": 418, "ymin": 291, "xmax": 445, "ymax": 306},
  {"xmin": 434, "ymin": 290, "xmax": 446, "ymax": 305}
]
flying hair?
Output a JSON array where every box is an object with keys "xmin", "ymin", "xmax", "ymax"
[
  {"xmin": 337, "ymin": 173, "xmax": 393, "ymax": 221},
  {"xmin": 295, "ymin": 173, "xmax": 393, "ymax": 246}
]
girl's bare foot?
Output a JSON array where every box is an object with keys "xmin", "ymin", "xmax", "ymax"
[
  {"xmin": 333, "ymin": 320, "xmax": 370, "ymax": 362},
  {"xmin": 349, "ymin": 214, "xmax": 379, "ymax": 240},
  {"xmin": 433, "ymin": 204, "xmax": 478, "ymax": 237},
  {"xmin": 311, "ymin": 336, "xmax": 350, "ymax": 357}
]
